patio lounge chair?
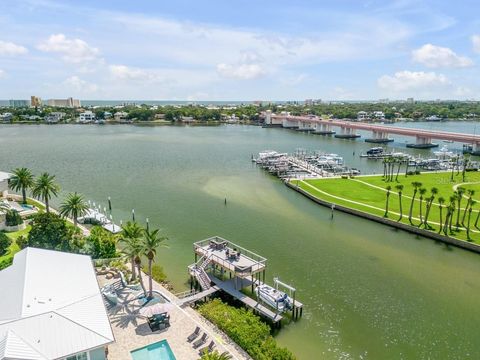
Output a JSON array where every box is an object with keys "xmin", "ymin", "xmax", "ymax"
[
  {"xmin": 192, "ymin": 333, "xmax": 208, "ymax": 348},
  {"xmin": 198, "ymin": 341, "xmax": 215, "ymax": 355},
  {"xmin": 119, "ymin": 271, "xmax": 142, "ymax": 291},
  {"xmin": 102, "ymin": 290, "xmax": 119, "ymax": 306},
  {"xmin": 187, "ymin": 326, "xmax": 200, "ymax": 342}
]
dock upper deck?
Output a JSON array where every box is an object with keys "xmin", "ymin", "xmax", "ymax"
[{"xmin": 194, "ymin": 236, "xmax": 267, "ymax": 277}]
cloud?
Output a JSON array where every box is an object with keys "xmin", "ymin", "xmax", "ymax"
[
  {"xmin": 216, "ymin": 63, "xmax": 266, "ymax": 80},
  {"xmin": 0, "ymin": 69, "xmax": 4, "ymax": 78},
  {"xmin": 108, "ymin": 64, "xmax": 155, "ymax": 81},
  {"xmin": 472, "ymin": 35, "xmax": 480, "ymax": 53},
  {"xmin": 412, "ymin": 44, "xmax": 473, "ymax": 68},
  {"xmin": 377, "ymin": 70, "xmax": 449, "ymax": 91},
  {"xmin": 37, "ymin": 33, "xmax": 99, "ymax": 63},
  {"xmin": 64, "ymin": 75, "xmax": 98, "ymax": 93},
  {"xmin": 0, "ymin": 40, "xmax": 28, "ymax": 55}
]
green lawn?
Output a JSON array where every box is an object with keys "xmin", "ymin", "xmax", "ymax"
[
  {"xmin": 0, "ymin": 226, "xmax": 31, "ymax": 263},
  {"xmin": 295, "ymin": 171, "xmax": 480, "ymax": 243}
]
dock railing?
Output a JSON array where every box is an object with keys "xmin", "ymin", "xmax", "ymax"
[{"xmin": 193, "ymin": 236, "xmax": 267, "ymax": 275}]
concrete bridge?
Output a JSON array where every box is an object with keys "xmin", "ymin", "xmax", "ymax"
[{"xmin": 263, "ymin": 111, "xmax": 480, "ymax": 152}]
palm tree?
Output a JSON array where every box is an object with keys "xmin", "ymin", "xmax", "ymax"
[
  {"xmin": 456, "ymin": 187, "xmax": 466, "ymax": 228},
  {"xmin": 395, "ymin": 184, "xmax": 404, "ymax": 221},
  {"xmin": 461, "ymin": 189, "xmax": 475, "ymax": 226},
  {"xmin": 423, "ymin": 187, "xmax": 438, "ymax": 229},
  {"xmin": 120, "ymin": 221, "xmax": 144, "ymax": 281},
  {"xmin": 143, "ymin": 228, "xmax": 168, "ymax": 299},
  {"xmin": 475, "ymin": 207, "xmax": 480, "ymax": 230},
  {"xmin": 200, "ymin": 350, "xmax": 232, "ymax": 360},
  {"xmin": 132, "ymin": 238, "xmax": 147, "ymax": 297},
  {"xmin": 390, "ymin": 158, "xmax": 396, "ymax": 182},
  {"xmin": 59, "ymin": 192, "xmax": 88, "ymax": 227},
  {"xmin": 395, "ymin": 158, "xmax": 402, "ymax": 182},
  {"xmin": 462, "ymin": 155, "xmax": 470, "ymax": 182},
  {"xmin": 418, "ymin": 188, "xmax": 427, "ymax": 225},
  {"xmin": 437, "ymin": 197, "xmax": 445, "ymax": 234},
  {"xmin": 31, "ymin": 172, "xmax": 60, "ymax": 213},
  {"xmin": 448, "ymin": 195, "xmax": 457, "ymax": 234},
  {"xmin": 408, "ymin": 181, "xmax": 422, "ymax": 225},
  {"xmin": 466, "ymin": 200, "xmax": 476, "ymax": 241},
  {"xmin": 383, "ymin": 158, "xmax": 387, "ymax": 179},
  {"xmin": 8, "ymin": 168, "xmax": 34, "ymax": 204},
  {"xmin": 384, "ymin": 185, "xmax": 392, "ymax": 217}
]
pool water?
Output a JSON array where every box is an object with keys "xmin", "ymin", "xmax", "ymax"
[{"xmin": 130, "ymin": 340, "xmax": 176, "ymax": 360}]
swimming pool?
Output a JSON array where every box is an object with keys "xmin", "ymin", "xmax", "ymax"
[{"xmin": 130, "ymin": 340, "xmax": 176, "ymax": 360}]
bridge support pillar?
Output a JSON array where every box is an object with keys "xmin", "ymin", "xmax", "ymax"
[
  {"xmin": 297, "ymin": 120, "xmax": 314, "ymax": 132},
  {"xmin": 282, "ymin": 119, "xmax": 299, "ymax": 129},
  {"xmin": 406, "ymin": 136, "xmax": 438, "ymax": 149},
  {"xmin": 313, "ymin": 123, "xmax": 335, "ymax": 135},
  {"xmin": 365, "ymin": 130, "xmax": 394, "ymax": 143},
  {"xmin": 334, "ymin": 126, "xmax": 361, "ymax": 139}
]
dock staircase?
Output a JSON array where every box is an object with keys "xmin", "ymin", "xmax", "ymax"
[{"xmin": 188, "ymin": 253, "xmax": 213, "ymax": 290}]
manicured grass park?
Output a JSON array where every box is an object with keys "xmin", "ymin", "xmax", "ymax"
[{"xmin": 294, "ymin": 171, "xmax": 480, "ymax": 243}]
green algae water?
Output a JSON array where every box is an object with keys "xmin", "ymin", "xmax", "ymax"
[{"xmin": 1, "ymin": 123, "xmax": 480, "ymax": 359}]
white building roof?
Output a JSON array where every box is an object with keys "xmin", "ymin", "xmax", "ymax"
[
  {"xmin": 0, "ymin": 248, "xmax": 114, "ymax": 359},
  {"xmin": 0, "ymin": 172, "xmax": 11, "ymax": 183}
]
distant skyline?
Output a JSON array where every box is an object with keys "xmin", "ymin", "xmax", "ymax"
[{"xmin": 0, "ymin": 0, "xmax": 480, "ymax": 101}]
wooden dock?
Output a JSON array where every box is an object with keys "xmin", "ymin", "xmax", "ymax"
[
  {"xmin": 209, "ymin": 275, "xmax": 283, "ymax": 323},
  {"xmin": 176, "ymin": 286, "xmax": 219, "ymax": 306}
]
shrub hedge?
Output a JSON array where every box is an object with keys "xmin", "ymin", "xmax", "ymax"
[{"xmin": 198, "ymin": 299, "xmax": 296, "ymax": 360}]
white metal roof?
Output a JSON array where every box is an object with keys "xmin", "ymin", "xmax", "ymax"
[
  {"xmin": 0, "ymin": 248, "xmax": 114, "ymax": 359},
  {"xmin": 0, "ymin": 172, "xmax": 11, "ymax": 183}
]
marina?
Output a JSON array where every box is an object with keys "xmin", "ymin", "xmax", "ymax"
[{"xmin": 253, "ymin": 149, "xmax": 359, "ymax": 179}]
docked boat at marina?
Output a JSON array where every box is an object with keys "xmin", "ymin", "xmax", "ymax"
[{"xmin": 255, "ymin": 284, "xmax": 292, "ymax": 312}]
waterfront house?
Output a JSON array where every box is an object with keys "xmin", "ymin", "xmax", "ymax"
[
  {"xmin": 357, "ymin": 111, "xmax": 369, "ymax": 121},
  {"xmin": 0, "ymin": 113, "xmax": 13, "ymax": 122},
  {"xmin": 180, "ymin": 116, "xmax": 196, "ymax": 123},
  {"xmin": 0, "ymin": 172, "xmax": 10, "ymax": 226},
  {"xmin": 45, "ymin": 112, "xmax": 66, "ymax": 124},
  {"xmin": 372, "ymin": 111, "xmax": 385, "ymax": 121},
  {"xmin": 78, "ymin": 110, "xmax": 96, "ymax": 123},
  {"xmin": 0, "ymin": 248, "xmax": 115, "ymax": 360},
  {"xmin": 114, "ymin": 111, "xmax": 128, "ymax": 122},
  {"xmin": 0, "ymin": 171, "xmax": 10, "ymax": 198}
]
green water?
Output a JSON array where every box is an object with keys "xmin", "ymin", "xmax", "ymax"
[{"xmin": 1, "ymin": 124, "xmax": 480, "ymax": 359}]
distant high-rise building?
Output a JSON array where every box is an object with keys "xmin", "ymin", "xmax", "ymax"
[
  {"xmin": 305, "ymin": 99, "xmax": 313, "ymax": 106},
  {"xmin": 407, "ymin": 97, "xmax": 414, "ymax": 104},
  {"xmin": 47, "ymin": 97, "xmax": 81, "ymax": 108},
  {"xmin": 9, "ymin": 99, "xmax": 30, "ymax": 108},
  {"xmin": 31, "ymin": 95, "xmax": 42, "ymax": 107}
]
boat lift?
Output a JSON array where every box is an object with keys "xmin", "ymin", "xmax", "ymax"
[{"xmin": 273, "ymin": 277, "xmax": 302, "ymax": 319}]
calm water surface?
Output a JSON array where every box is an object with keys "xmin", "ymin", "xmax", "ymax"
[{"xmin": 1, "ymin": 123, "xmax": 480, "ymax": 359}]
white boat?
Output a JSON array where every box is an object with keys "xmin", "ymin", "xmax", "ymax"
[
  {"xmin": 434, "ymin": 145, "xmax": 455, "ymax": 159},
  {"xmin": 255, "ymin": 284, "xmax": 291, "ymax": 312}
]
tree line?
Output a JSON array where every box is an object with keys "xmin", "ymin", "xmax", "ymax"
[{"xmin": 6, "ymin": 167, "xmax": 168, "ymax": 299}]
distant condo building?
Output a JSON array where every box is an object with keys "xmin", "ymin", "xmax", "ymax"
[
  {"xmin": 31, "ymin": 95, "xmax": 42, "ymax": 107},
  {"xmin": 47, "ymin": 97, "xmax": 81, "ymax": 108},
  {"xmin": 9, "ymin": 99, "xmax": 30, "ymax": 108},
  {"xmin": 407, "ymin": 97, "xmax": 414, "ymax": 104}
]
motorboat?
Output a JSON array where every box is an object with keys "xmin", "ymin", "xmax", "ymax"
[
  {"xmin": 255, "ymin": 284, "xmax": 292, "ymax": 312},
  {"xmin": 434, "ymin": 145, "xmax": 455, "ymax": 159},
  {"xmin": 366, "ymin": 147, "xmax": 384, "ymax": 155}
]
